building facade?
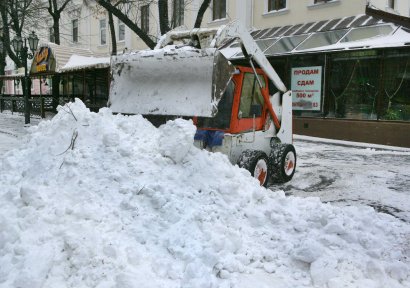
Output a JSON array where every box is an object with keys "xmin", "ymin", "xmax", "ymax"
[
  {"xmin": 33, "ymin": 1, "xmax": 410, "ymax": 56},
  {"xmin": 2, "ymin": 0, "xmax": 409, "ymax": 146}
]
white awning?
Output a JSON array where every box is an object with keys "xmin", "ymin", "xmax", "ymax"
[{"xmin": 59, "ymin": 55, "xmax": 110, "ymax": 72}]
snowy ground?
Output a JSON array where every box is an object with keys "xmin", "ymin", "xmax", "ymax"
[
  {"xmin": 0, "ymin": 103, "xmax": 409, "ymax": 288},
  {"xmin": 2, "ymin": 110, "xmax": 409, "ymax": 223},
  {"xmin": 270, "ymin": 136, "xmax": 410, "ymax": 223}
]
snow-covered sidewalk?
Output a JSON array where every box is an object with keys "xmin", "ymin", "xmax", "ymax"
[
  {"xmin": 271, "ymin": 136, "xmax": 410, "ymax": 222},
  {"xmin": 0, "ymin": 103, "xmax": 409, "ymax": 287},
  {"xmin": 0, "ymin": 112, "xmax": 42, "ymax": 154}
]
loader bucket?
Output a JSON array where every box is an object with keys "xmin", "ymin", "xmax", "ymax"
[{"xmin": 108, "ymin": 46, "xmax": 235, "ymax": 117}]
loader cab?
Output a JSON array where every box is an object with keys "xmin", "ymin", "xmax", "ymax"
[{"xmin": 196, "ymin": 66, "xmax": 270, "ymax": 134}]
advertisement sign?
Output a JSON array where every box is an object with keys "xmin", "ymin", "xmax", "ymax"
[
  {"xmin": 291, "ymin": 66, "xmax": 322, "ymax": 111},
  {"xmin": 30, "ymin": 47, "xmax": 56, "ymax": 74}
]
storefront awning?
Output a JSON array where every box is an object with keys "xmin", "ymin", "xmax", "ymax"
[
  {"xmin": 59, "ymin": 55, "xmax": 110, "ymax": 72},
  {"xmin": 221, "ymin": 14, "xmax": 410, "ymax": 59}
]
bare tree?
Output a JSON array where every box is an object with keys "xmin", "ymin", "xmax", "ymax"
[
  {"xmin": 46, "ymin": 0, "xmax": 73, "ymax": 45},
  {"xmin": 95, "ymin": 0, "xmax": 212, "ymax": 49},
  {"xmin": 0, "ymin": 0, "xmax": 44, "ymax": 68}
]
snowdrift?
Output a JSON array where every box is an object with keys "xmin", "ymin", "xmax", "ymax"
[{"xmin": 0, "ymin": 99, "xmax": 409, "ymax": 288}]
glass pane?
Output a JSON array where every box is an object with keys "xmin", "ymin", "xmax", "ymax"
[
  {"xmin": 101, "ymin": 29, "xmax": 106, "ymax": 45},
  {"xmin": 297, "ymin": 29, "xmax": 348, "ymax": 50},
  {"xmin": 197, "ymin": 81, "xmax": 235, "ymax": 129},
  {"xmin": 265, "ymin": 35, "xmax": 308, "ymax": 55},
  {"xmin": 232, "ymin": 51, "xmax": 244, "ymax": 58},
  {"xmin": 119, "ymin": 23, "xmax": 125, "ymax": 41},
  {"xmin": 239, "ymin": 73, "xmax": 266, "ymax": 118},
  {"xmin": 380, "ymin": 52, "xmax": 410, "ymax": 121},
  {"xmin": 340, "ymin": 25, "xmax": 394, "ymax": 43},
  {"xmin": 256, "ymin": 38, "xmax": 278, "ymax": 51},
  {"xmin": 328, "ymin": 59, "xmax": 380, "ymax": 120}
]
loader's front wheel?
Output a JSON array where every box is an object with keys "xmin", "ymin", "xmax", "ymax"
[
  {"xmin": 237, "ymin": 150, "xmax": 270, "ymax": 187},
  {"xmin": 269, "ymin": 144, "xmax": 296, "ymax": 183}
]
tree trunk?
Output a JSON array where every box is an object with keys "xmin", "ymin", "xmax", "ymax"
[
  {"xmin": 53, "ymin": 15, "xmax": 60, "ymax": 44},
  {"xmin": 194, "ymin": 0, "xmax": 211, "ymax": 28},
  {"xmin": 108, "ymin": 11, "xmax": 117, "ymax": 55},
  {"xmin": 0, "ymin": 3, "xmax": 22, "ymax": 68},
  {"xmin": 158, "ymin": 0, "xmax": 170, "ymax": 35}
]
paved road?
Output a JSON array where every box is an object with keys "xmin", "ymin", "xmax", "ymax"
[{"xmin": 269, "ymin": 138, "xmax": 410, "ymax": 222}]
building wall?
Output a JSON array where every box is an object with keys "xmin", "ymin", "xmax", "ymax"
[
  {"xmin": 47, "ymin": 0, "xmax": 395, "ymax": 55},
  {"xmin": 368, "ymin": 0, "xmax": 410, "ymax": 16},
  {"xmin": 253, "ymin": 0, "xmax": 367, "ymax": 28}
]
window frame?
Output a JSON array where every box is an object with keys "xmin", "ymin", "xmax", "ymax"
[
  {"xmin": 239, "ymin": 72, "xmax": 266, "ymax": 119},
  {"xmin": 72, "ymin": 19, "xmax": 78, "ymax": 43},
  {"xmin": 99, "ymin": 18, "xmax": 107, "ymax": 46},
  {"xmin": 172, "ymin": 0, "xmax": 184, "ymax": 27},
  {"xmin": 141, "ymin": 4, "xmax": 150, "ymax": 34},
  {"xmin": 212, "ymin": 0, "xmax": 226, "ymax": 21},
  {"xmin": 268, "ymin": 0, "xmax": 287, "ymax": 12},
  {"xmin": 118, "ymin": 19, "xmax": 125, "ymax": 42},
  {"xmin": 49, "ymin": 27, "xmax": 55, "ymax": 43}
]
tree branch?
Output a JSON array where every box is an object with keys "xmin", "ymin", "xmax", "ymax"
[{"xmin": 96, "ymin": 0, "xmax": 156, "ymax": 49}]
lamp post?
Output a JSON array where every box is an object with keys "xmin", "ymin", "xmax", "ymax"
[{"xmin": 11, "ymin": 31, "xmax": 39, "ymax": 124}]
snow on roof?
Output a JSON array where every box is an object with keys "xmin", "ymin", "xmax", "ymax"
[
  {"xmin": 1, "ymin": 99, "xmax": 409, "ymax": 287},
  {"xmin": 42, "ymin": 42, "xmax": 95, "ymax": 71},
  {"xmin": 60, "ymin": 54, "xmax": 110, "ymax": 72}
]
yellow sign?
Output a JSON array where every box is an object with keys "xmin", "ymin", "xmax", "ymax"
[
  {"xmin": 34, "ymin": 47, "xmax": 51, "ymax": 73},
  {"xmin": 36, "ymin": 64, "xmax": 47, "ymax": 72}
]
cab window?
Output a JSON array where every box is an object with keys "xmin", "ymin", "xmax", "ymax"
[
  {"xmin": 196, "ymin": 80, "xmax": 235, "ymax": 129},
  {"xmin": 239, "ymin": 73, "xmax": 266, "ymax": 118}
]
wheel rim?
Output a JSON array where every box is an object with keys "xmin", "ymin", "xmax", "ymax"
[
  {"xmin": 284, "ymin": 151, "xmax": 295, "ymax": 176},
  {"xmin": 254, "ymin": 158, "xmax": 268, "ymax": 186}
]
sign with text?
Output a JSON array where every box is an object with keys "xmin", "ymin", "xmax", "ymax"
[
  {"xmin": 291, "ymin": 66, "xmax": 322, "ymax": 111},
  {"xmin": 30, "ymin": 46, "xmax": 56, "ymax": 74}
]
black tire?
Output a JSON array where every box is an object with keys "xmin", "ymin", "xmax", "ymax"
[
  {"xmin": 269, "ymin": 144, "xmax": 297, "ymax": 183},
  {"xmin": 237, "ymin": 150, "xmax": 270, "ymax": 187}
]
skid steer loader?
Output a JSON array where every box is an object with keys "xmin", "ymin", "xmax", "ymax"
[{"xmin": 108, "ymin": 21, "xmax": 296, "ymax": 187}]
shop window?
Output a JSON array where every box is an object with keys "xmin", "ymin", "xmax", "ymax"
[
  {"xmin": 72, "ymin": 19, "xmax": 78, "ymax": 43},
  {"xmin": 100, "ymin": 19, "xmax": 107, "ymax": 45},
  {"xmin": 239, "ymin": 73, "xmax": 266, "ymax": 118},
  {"xmin": 141, "ymin": 5, "xmax": 149, "ymax": 34},
  {"xmin": 380, "ymin": 52, "xmax": 410, "ymax": 121},
  {"xmin": 118, "ymin": 20, "xmax": 125, "ymax": 41},
  {"xmin": 340, "ymin": 25, "xmax": 394, "ymax": 43},
  {"xmin": 268, "ymin": 0, "xmax": 287, "ymax": 11},
  {"xmin": 172, "ymin": 0, "xmax": 184, "ymax": 27},
  {"xmin": 212, "ymin": 0, "xmax": 226, "ymax": 21},
  {"xmin": 328, "ymin": 57, "xmax": 380, "ymax": 120},
  {"xmin": 296, "ymin": 29, "xmax": 347, "ymax": 51}
]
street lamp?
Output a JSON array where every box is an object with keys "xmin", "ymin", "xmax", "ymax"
[{"xmin": 11, "ymin": 31, "xmax": 39, "ymax": 124}]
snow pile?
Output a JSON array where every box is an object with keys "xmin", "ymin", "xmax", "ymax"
[{"xmin": 0, "ymin": 99, "xmax": 409, "ymax": 288}]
